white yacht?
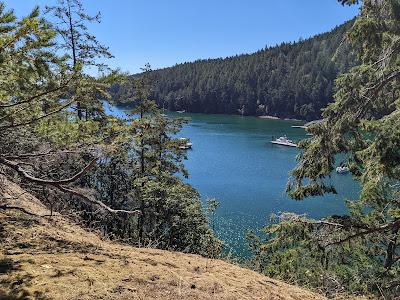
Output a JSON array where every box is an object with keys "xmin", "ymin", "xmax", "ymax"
[
  {"xmin": 179, "ymin": 138, "xmax": 192, "ymax": 150},
  {"xmin": 336, "ymin": 166, "xmax": 350, "ymax": 174},
  {"xmin": 271, "ymin": 136, "xmax": 297, "ymax": 147}
]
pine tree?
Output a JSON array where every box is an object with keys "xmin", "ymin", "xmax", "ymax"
[
  {"xmin": 249, "ymin": 0, "xmax": 400, "ymax": 297},
  {"xmin": 113, "ymin": 20, "xmax": 357, "ymax": 120},
  {"xmin": 0, "ymin": 2, "xmax": 136, "ymax": 215},
  {"xmin": 45, "ymin": 0, "xmax": 113, "ymax": 120},
  {"xmin": 0, "ymin": 2, "xmax": 220, "ymax": 257},
  {"xmin": 124, "ymin": 65, "xmax": 219, "ymax": 252}
]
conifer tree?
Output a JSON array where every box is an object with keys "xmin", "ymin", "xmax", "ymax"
[
  {"xmin": 0, "ymin": 2, "xmax": 135, "ymax": 215},
  {"xmin": 113, "ymin": 21, "xmax": 356, "ymax": 120},
  {"xmin": 120, "ymin": 65, "xmax": 217, "ymax": 251},
  {"xmin": 0, "ymin": 2, "xmax": 219, "ymax": 256},
  {"xmin": 249, "ymin": 0, "xmax": 400, "ymax": 296},
  {"xmin": 45, "ymin": 0, "xmax": 113, "ymax": 120}
]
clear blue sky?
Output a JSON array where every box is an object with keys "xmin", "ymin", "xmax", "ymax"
[{"xmin": 6, "ymin": 0, "xmax": 360, "ymax": 74}]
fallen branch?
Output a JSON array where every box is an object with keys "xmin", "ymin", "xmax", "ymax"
[{"xmin": 0, "ymin": 204, "xmax": 38, "ymax": 217}]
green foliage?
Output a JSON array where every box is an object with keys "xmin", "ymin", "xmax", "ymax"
[
  {"xmin": 0, "ymin": 1, "xmax": 220, "ymax": 258},
  {"xmin": 250, "ymin": 0, "xmax": 400, "ymax": 297},
  {"xmin": 45, "ymin": 0, "xmax": 114, "ymax": 120},
  {"xmin": 248, "ymin": 214, "xmax": 389, "ymax": 296},
  {"xmin": 83, "ymin": 65, "xmax": 221, "ymax": 256},
  {"xmin": 206, "ymin": 198, "xmax": 220, "ymax": 232},
  {"xmin": 113, "ymin": 21, "xmax": 356, "ymax": 120}
]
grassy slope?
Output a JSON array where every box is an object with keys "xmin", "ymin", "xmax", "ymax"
[{"xmin": 0, "ymin": 177, "xmax": 328, "ymax": 300}]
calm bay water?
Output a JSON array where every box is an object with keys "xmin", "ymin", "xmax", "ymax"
[{"xmin": 107, "ymin": 106, "xmax": 360, "ymax": 257}]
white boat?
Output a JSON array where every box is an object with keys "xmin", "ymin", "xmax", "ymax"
[
  {"xmin": 177, "ymin": 110, "xmax": 186, "ymax": 114},
  {"xmin": 336, "ymin": 166, "xmax": 350, "ymax": 174},
  {"xmin": 271, "ymin": 136, "xmax": 297, "ymax": 147},
  {"xmin": 179, "ymin": 138, "xmax": 192, "ymax": 150}
]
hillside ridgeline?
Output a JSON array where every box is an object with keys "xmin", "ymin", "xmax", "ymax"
[{"xmin": 112, "ymin": 20, "xmax": 356, "ymax": 120}]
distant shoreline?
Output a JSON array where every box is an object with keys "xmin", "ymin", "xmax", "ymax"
[
  {"xmin": 112, "ymin": 104, "xmax": 306, "ymax": 122},
  {"xmin": 258, "ymin": 115, "xmax": 303, "ymax": 122}
]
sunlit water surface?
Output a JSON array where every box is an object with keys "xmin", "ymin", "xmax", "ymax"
[{"xmin": 107, "ymin": 105, "xmax": 360, "ymax": 258}]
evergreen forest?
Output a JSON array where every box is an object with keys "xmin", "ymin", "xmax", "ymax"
[{"xmin": 113, "ymin": 20, "xmax": 356, "ymax": 120}]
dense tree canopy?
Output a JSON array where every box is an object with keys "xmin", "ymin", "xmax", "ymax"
[
  {"xmin": 4, "ymin": 0, "xmax": 399, "ymax": 297},
  {"xmin": 113, "ymin": 20, "xmax": 356, "ymax": 120},
  {"xmin": 0, "ymin": 1, "xmax": 220, "ymax": 257},
  {"xmin": 249, "ymin": 0, "xmax": 400, "ymax": 297}
]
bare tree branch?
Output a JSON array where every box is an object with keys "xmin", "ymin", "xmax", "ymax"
[
  {"xmin": 4, "ymin": 149, "xmax": 80, "ymax": 160},
  {"xmin": 57, "ymin": 185, "xmax": 141, "ymax": 215},
  {"xmin": 289, "ymin": 217, "xmax": 345, "ymax": 228},
  {"xmin": 0, "ymin": 156, "xmax": 97, "ymax": 185},
  {"xmin": 326, "ymin": 219, "xmax": 400, "ymax": 247},
  {"xmin": 0, "ymin": 157, "xmax": 141, "ymax": 215},
  {"xmin": 0, "ymin": 99, "xmax": 75, "ymax": 130},
  {"xmin": 0, "ymin": 78, "xmax": 73, "ymax": 109}
]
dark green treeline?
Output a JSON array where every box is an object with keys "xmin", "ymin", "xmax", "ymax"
[{"xmin": 113, "ymin": 20, "xmax": 356, "ymax": 120}]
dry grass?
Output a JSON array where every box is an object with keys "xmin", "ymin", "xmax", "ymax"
[{"xmin": 0, "ymin": 177, "xmax": 328, "ymax": 300}]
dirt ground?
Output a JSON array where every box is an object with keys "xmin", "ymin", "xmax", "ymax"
[{"xmin": 0, "ymin": 177, "xmax": 328, "ymax": 300}]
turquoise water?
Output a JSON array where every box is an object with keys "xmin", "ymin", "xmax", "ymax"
[{"xmin": 107, "ymin": 106, "xmax": 360, "ymax": 257}]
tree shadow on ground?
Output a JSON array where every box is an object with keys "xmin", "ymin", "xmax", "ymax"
[
  {"xmin": 0, "ymin": 258, "xmax": 19, "ymax": 274},
  {"xmin": 0, "ymin": 258, "xmax": 49, "ymax": 300}
]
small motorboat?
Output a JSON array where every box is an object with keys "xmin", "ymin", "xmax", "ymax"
[
  {"xmin": 336, "ymin": 166, "xmax": 350, "ymax": 174},
  {"xmin": 176, "ymin": 110, "xmax": 186, "ymax": 114},
  {"xmin": 179, "ymin": 138, "xmax": 192, "ymax": 150},
  {"xmin": 271, "ymin": 136, "xmax": 297, "ymax": 147}
]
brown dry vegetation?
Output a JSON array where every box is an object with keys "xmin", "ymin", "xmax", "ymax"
[{"xmin": 0, "ymin": 177, "xmax": 329, "ymax": 300}]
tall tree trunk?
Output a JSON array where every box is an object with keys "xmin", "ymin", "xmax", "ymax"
[
  {"xmin": 138, "ymin": 108, "xmax": 145, "ymax": 244},
  {"xmin": 67, "ymin": 0, "xmax": 82, "ymax": 120},
  {"xmin": 385, "ymin": 220, "xmax": 399, "ymax": 270}
]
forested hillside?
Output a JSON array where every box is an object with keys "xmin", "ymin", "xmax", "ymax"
[{"xmin": 113, "ymin": 20, "xmax": 356, "ymax": 120}]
